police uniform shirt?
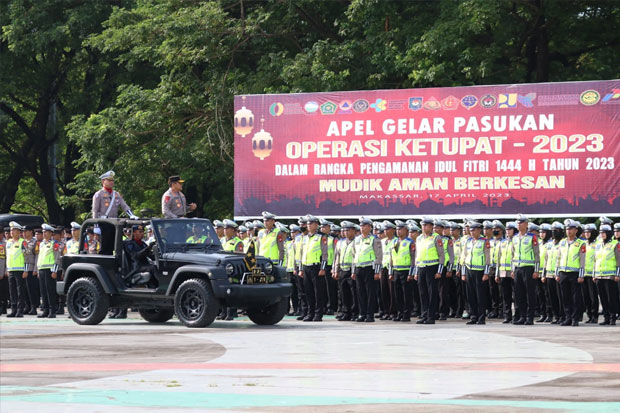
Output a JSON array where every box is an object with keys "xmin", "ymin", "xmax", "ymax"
[
  {"xmin": 92, "ymin": 188, "xmax": 131, "ymax": 218},
  {"xmin": 162, "ymin": 188, "xmax": 189, "ymax": 218},
  {"xmin": 225, "ymin": 237, "xmax": 244, "ymax": 252},
  {"xmin": 353, "ymin": 234, "xmax": 383, "ymax": 272},
  {"xmin": 415, "ymin": 233, "xmax": 446, "ymax": 271},
  {"xmin": 258, "ymin": 227, "xmax": 285, "ymax": 262},
  {"xmin": 555, "ymin": 237, "xmax": 586, "ymax": 276},
  {"xmin": 464, "ymin": 237, "xmax": 492, "ymax": 274},
  {"xmin": 510, "ymin": 232, "xmax": 541, "ymax": 271},
  {"xmin": 333, "ymin": 237, "xmax": 355, "ymax": 274},
  {"xmin": 301, "ymin": 232, "xmax": 329, "ymax": 268},
  {"xmin": 35, "ymin": 239, "xmax": 62, "ymax": 273},
  {"xmin": 390, "ymin": 236, "xmax": 417, "ymax": 275},
  {"xmin": 24, "ymin": 237, "xmax": 37, "ymax": 272}
]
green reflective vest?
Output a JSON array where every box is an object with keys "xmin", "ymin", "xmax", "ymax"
[
  {"xmin": 302, "ymin": 233, "xmax": 322, "ymax": 265},
  {"xmin": 65, "ymin": 239, "xmax": 81, "ymax": 255},
  {"xmin": 355, "ymin": 235, "xmax": 377, "ymax": 267},
  {"xmin": 512, "ymin": 234, "xmax": 536, "ymax": 267},
  {"xmin": 259, "ymin": 228, "xmax": 280, "ymax": 262},
  {"xmin": 186, "ymin": 235, "xmax": 207, "ymax": 244},
  {"xmin": 338, "ymin": 239, "xmax": 355, "ymax": 271},
  {"xmin": 584, "ymin": 241, "xmax": 596, "ymax": 275},
  {"xmin": 223, "ymin": 236, "xmax": 242, "ymax": 252},
  {"xmin": 382, "ymin": 237, "xmax": 396, "ymax": 268},
  {"xmin": 557, "ymin": 238, "xmax": 585, "ymax": 272},
  {"xmin": 285, "ymin": 240, "xmax": 296, "ymax": 272},
  {"xmin": 498, "ymin": 238, "xmax": 512, "ymax": 270},
  {"xmin": 465, "ymin": 237, "xmax": 487, "ymax": 271},
  {"xmin": 544, "ymin": 241, "xmax": 559, "ymax": 276},
  {"xmin": 326, "ymin": 235, "xmax": 334, "ymax": 266},
  {"xmin": 440, "ymin": 236, "xmax": 449, "ymax": 265},
  {"xmin": 37, "ymin": 240, "xmax": 58, "ymax": 270},
  {"xmin": 416, "ymin": 233, "xmax": 439, "ymax": 267},
  {"xmin": 594, "ymin": 240, "xmax": 618, "ymax": 277},
  {"xmin": 6, "ymin": 238, "xmax": 26, "ymax": 271},
  {"xmin": 391, "ymin": 238, "xmax": 413, "ymax": 270}
]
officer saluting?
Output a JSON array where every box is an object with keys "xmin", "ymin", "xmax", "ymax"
[
  {"xmin": 162, "ymin": 175, "xmax": 197, "ymax": 218},
  {"xmin": 92, "ymin": 171, "xmax": 137, "ymax": 219}
]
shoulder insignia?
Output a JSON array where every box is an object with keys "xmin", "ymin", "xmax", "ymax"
[
  {"xmin": 532, "ymin": 235, "xmax": 538, "ymax": 246},
  {"xmin": 22, "ymin": 241, "xmax": 27, "ymax": 249},
  {"xmin": 277, "ymin": 233, "xmax": 285, "ymax": 242},
  {"xmin": 322, "ymin": 235, "xmax": 327, "ymax": 244},
  {"xmin": 410, "ymin": 243, "xmax": 415, "ymax": 251},
  {"xmin": 164, "ymin": 196, "xmax": 170, "ymax": 203},
  {"xmin": 448, "ymin": 239, "xmax": 453, "ymax": 247},
  {"xmin": 485, "ymin": 240, "xmax": 491, "ymax": 249},
  {"xmin": 54, "ymin": 242, "xmax": 60, "ymax": 251},
  {"xmin": 580, "ymin": 244, "xmax": 586, "ymax": 253}
]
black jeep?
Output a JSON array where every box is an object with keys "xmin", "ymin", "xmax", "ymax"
[{"xmin": 57, "ymin": 218, "xmax": 292, "ymax": 328}]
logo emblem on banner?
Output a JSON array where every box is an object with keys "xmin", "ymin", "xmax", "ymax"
[
  {"xmin": 339, "ymin": 100, "xmax": 353, "ymax": 113},
  {"xmin": 269, "ymin": 102, "xmax": 284, "ymax": 116},
  {"xmin": 304, "ymin": 101, "xmax": 319, "ymax": 113},
  {"xmin": 517, "ymin": 93, "xmax": 536, "ymax": 108},
  {"xmin": 579, "ymin": 90, "xmax": 600, "ymax": 106},
  {"xmin": 408, "ymin": 97, "xmax": 423, "ymax": 110},
  {"xmin": 461, "ymin": 95, "xmax": 478, "ymax": 110},
  {"xmin": 370, "ymin": 99, "xmax": 387, "ymax": 112},
  {"xmin": 442, "ymin": 96, "xmax": 459, "ymax": 110},
  {"xmin": 480, "ymin": 94, "xmax": 497, "ymax": 108},
  {"xmin": 601, "ymin": 89, "xmax": 620, "ymax": 103},
  {"xmin": 498, "ymin": 93, "xmax": 518, "ymax": 108},
  {"xmin": 388, "ymin": 99, "xmax": 406, "ymax": 110},
  {"xmin": 423, "ymin": 97, "xmax": 441, "ymax": 110},
  {"xmin": 320, "ymin": 101, "xmax": 338, "ymax": 114},
  {"xmin": 353, "ymin": 99, "xmax": 369, "ymax": 112}
]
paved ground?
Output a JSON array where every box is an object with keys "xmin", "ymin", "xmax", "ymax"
[{"xmin": 1, "ymin": 313, "xmax": 619, "ymax": 412}]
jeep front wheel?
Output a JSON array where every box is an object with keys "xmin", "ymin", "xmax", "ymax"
[
  {"xmin": 247, "ymin": 298, "xmax": 289, "ymax": 325},
  {"xmin": 139, "ymin": 308, "xmax": 175, "ymax": 323},
  {"xmin": 67, "ymin": 277, "xmax": 109, "ymax": 325},
  {"xmin": 174, "ymin": 278, "xmax": 219, "ymax": 328}
]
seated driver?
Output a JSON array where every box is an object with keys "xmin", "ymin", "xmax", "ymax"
[
  {"xmin": 186, "ymin": 224, "xmax": 207, "ymax": 244},
  {"xmin": 124, "ymin": 224, "xmax": 156, "ymax": 286}
]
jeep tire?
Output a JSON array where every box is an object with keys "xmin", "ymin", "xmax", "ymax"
[
  {"xmin": 174, "ymin": 278, "xmax": 219, "ymax": 328},
  {"xmin": 139, "ymin": 308, "xmax": 175, "ymax": 323},
  {"xmin": 247, "ymin": 298, "xmax": 289, "ymax": 325},
  {"xmin": 67, "ymin": 277, "xmax": 110, "ymax": 325}
]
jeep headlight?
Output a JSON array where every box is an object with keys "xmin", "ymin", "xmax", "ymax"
[
  {"xmin": 225, "ymin": 263, "xmax": 234, "ymax": 275},
  {"xmin": 264, "ymin": 261, "xmax": 273, "ymax": 274}
]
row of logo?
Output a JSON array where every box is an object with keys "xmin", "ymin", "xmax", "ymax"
[{"xmin": 266, "ymin": 88, "xmax": 619, "ymax": 116}]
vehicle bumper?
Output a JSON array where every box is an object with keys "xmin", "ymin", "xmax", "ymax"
[{"xmin": 211, "ymin": 281, "xmax": 292, "ymax": 308}]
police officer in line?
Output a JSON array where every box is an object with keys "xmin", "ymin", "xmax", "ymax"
[
  {"xmin": 293, "ymin": 220, "xmax": 309, "ymax": 320},
  {"xmin": 407, "ymin": 221, "xmax": 422, "ymax": 317},
  {"xmin": 222, "ymin": 220, "xmax": 244, "ymax": 252},
  {"xmin": 582, "ymin": 223, "xmax": 600, "ymax": 324},
  {"xmin": 213, "ymin": 220, "xmax": 226, "ymax": 245},
  {"xmin": 448, "ymin": 222, "xmax": 464, "ymax": 318},
  {"xmin": 282, "ymin": 224, "xmax": 300, "ymax": 316},
  {"xmin": 434, "ymin": 219, "xmax": 454, "ymax": 321},
  {"xmin": 36, "ymin": 224, "xmax": 62, "ymax": 318},
  {"xmin": 390, "ymin": 220, "xmax": 416, "ymax": 322},
  {"xmin": 5, "ymin": 222, "xmax": 28, "ymax": 317},
  {"xmin": 352, "ymin": 217, "xmax": 383, "ymax": 323},
  {"xmin": 333, "ymin": 221, "xmax": 358, "ymax": 321},
  {"xmin": 258, "ymin": 211, "xmax": 285, "ymax": 266},
  {"xmin": 379, "ymin": 220, "xmax": 397, "ymax": 320},
  {"xmin": 299, "ymin": 215, "xmax": 329, "ymax": 322},
  {"xmin": 462, "ymin": 221, "xmax": 492, "ymax": 325},
  {"xmin": 162, "ymin": 175, "xmax": 197, "ymax": 218},
  {"xmin": 22, "ymin": 226, "xmax": 39, "ymax": 315},
  {"xmin": 555, "ymin": 219, "xmax": 586, "ymax": 326},
  {"xmin": 64, "ymin": 222, "xmax": 83, "ymax": 255},
  {"xmin": 511, "ymin": 214, "xmax": 541, "ymax": 325},
  {"xmin": 0, "ymin": 229, "xmax": 8, "ymax": 314},
  {"xmin": 92, "ymin": 170, "xmax": 137, "ymax": 219},
  {"xmin": 594, "ymin": 223, "xmax": 620, "ymax": 325},
  {"xmin": 482, "ymin": 221, "xmax": 501, "ymax": 319},
  {"xmin": 319, "ymin": 218, "xmax": 338, "ymax": 315},
  {"xmin": 415, "ymin": 217, "xmax": 445, "ymax": 324},
  {"xmin": 496, "ymin": 221, "xmax": 517, "ymax": 323}
]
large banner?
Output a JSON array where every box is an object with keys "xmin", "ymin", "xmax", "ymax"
[{"xmin": 234, "ymin": 80, "xmax": 620, "ymax": 219}]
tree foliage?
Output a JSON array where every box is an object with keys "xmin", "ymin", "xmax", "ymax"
[{"xmin": 2, "ymin": 0, "xmax": 619, "ymax": 223}]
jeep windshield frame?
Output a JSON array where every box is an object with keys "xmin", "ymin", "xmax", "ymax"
[{"xmin": 151, "ymin": 218, "xmax": 221, "ymax": 253}]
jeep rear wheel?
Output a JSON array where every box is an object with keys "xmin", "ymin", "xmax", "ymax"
[
  {"xmin": 139, "ymin": 308, "xmax": 175, "ymax": 323},
  {"xmin": 247, "ymin": 298, "xmax": 289, "ymax": 325},
  {"xmin": 174, "ymin": 278, "xmax": 219, "ymax": 328},
  {"xmin": 67, "ymin": 277, "xmax": 109, "ymax": 325}
]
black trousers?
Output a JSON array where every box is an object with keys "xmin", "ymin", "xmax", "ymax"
[
  {"xmin": 559, "ymin": 272, "xmax": 583, "ymax": 322},
  {"xmin": 438, "ymin": 266, "xmax": 451, "ymax": 317},
  {"xmin": 410, "ymin": 277, "xmax": 421, "ymax": 315},
  {"xmin": 380, "ymin": 267, "xmax": 394, "ymax": 315},
  {"xmin": 583, "ymin": 277, "xmax": 599, "ymax": 318},
  {"xmin": 597, "ymin": 278, "xmax": 619, "ymax": 319},
  {"xmin": 356, "ymin": 266, "xmax": 376, "ymax": 318},
  {"xmin": 303, "ymin": 264, "xmax": 327, "ymax": 317},
  {"xmin": 0, "ymin": 276, "xmax": 10, "ymax": 310},
  {"xmin": 544, "ymin": 276, "xmax": 562, "ymax": 319},
  {"xmin": 499, "ymin": 276, "xmax": 514, "ymax": 319},
  {"xmin": 25, "ymin": 270, "xmax": 40, "ymax": 310},
  {"xmin": 488, "ymin": 268, "xmax": 500, "ymax": 313},
  {"xmin": 466, "ymin": 270, "xmax": 488, "ymax": 320},
  {"xmin": 287, "ymin": 271, "xmax": 298, "ymax": 312},
  {"xmin": 418, "ymin": 265, "xmax": 439, "ymax": 321},
  {"xmin": 8, "ymin": 271, "xmax": 27, "ymax": 312},
  {"xmin": 514, "ymin": 266, "xmax": 538, "ymax": 320},
  {"xmin": 393, "ymin": 270, "xmax": 413, "ymax": 317},
  {"xmin": 535, "ymin": 277, "xmax": 547, "ymax": 317},
  {"xmin": 338, "ymin": 270, "xmax": 357, "ymax": 316},
  {"xmin": 295, "ymin": 272, "xmax": 308, "ymax": 316},
  {"xmin": 325, "ymin": 265, "xmax": 338, "ymax": 313},
  {"xmin": 38, "ymin": 269, "xmax": 58, "ymax": 313}
]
